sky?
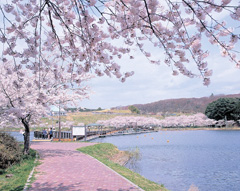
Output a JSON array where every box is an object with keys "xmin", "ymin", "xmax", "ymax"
[{"xmin": 80, "ymin": 48, "xmax": 240, "ymax": 109}]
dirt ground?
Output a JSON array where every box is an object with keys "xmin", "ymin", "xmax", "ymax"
[{"xmin": 109, "ymin": 149, "xmax": 131, "ymax": 166}]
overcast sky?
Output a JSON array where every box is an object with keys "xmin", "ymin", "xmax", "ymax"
[{"xmin": 80, "ymin": 48, "xmax": 240, "ymax": 109}]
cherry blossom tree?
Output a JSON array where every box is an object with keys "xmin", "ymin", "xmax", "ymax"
[
  {"xmin": 1, "ymin": 0, "xmax": 240, "ymax": 152},
  {"xmin": 0, "ymin": 0, "xmax": 240, "ymax": 87},
  {"xmin": 60, "ymin": 121, "xmax": 75, "ymax": 129},
  {"xmin": 159, "ymin": 113, "xmax": 216, "ymax": 127},
  {"xmin": 97, "ymin": 116, "xmax": 161, "ymax": 128},
  {"xmin": 0, "ymin": 61, "xmax": 91, "ymax": 154},
  {"xmin": 97, "ymin": 113, "xmax": 216, "ymax": 129}
]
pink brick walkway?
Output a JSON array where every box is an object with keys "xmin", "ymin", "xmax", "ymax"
[{"xmin": 28, "ymin": 142, "xmax": 141, "ymax": 191}]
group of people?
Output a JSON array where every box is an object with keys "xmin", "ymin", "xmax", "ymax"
[{"xmin": 42, "ymin": 128, "xmax": 53, "ymax": 139}]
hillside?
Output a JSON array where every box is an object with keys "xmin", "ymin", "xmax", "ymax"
[{"xmin": 129, "ymin": 93, "xmax": 240, "ymax": 114}]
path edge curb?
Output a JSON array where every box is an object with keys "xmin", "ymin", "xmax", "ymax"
[{"xmin": 23, "ymin": 152, "xmax": 39, "ymax": 191}]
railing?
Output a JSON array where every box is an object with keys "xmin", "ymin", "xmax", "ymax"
[
  {"xmin": 53, "ymin": 131, "xmax": 72, "ymax": 139},
  {"xmin": 34, "ymin": 131, "xmax": 72, "ymax": 140},
  {"xmin": 33, "ymin": 130, "xmax": 110, "ymax": 140}
]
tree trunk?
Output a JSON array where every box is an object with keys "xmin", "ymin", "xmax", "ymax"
[{"xmin": 22, "ymin": 118, "xmax": 30, "ymax": 155}]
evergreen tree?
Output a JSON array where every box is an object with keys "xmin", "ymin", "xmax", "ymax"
[{"xmin": 205, "ymin": 98, "xmax": 240, "ymax": 121}]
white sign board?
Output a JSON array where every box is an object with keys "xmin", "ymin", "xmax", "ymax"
[{"xmin": 72, "ymin": 126, "xmax": 85, "ymax": 136}]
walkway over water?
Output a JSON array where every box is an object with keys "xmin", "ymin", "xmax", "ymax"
[{"xmin": 29, "ymin": 142, "xmax": 141, "ymax": 191}]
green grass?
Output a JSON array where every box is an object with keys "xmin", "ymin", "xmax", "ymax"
[
  {"xmin": 0, "ymin": 148, "xmax": 37, "ymax": 191},
  {"xmin": 78, "ymin": 143, "xmax": 168, "ymax": 191}
]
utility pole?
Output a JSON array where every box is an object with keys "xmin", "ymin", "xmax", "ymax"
[
  {"xmin": 58, "ymin": 102, "xmax": 61, "ymax": 141},
  {"xmin": 51, "ymin": 111, "xmax": 53, "ymax": 129}
]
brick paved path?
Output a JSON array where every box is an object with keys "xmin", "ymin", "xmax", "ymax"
[{"xmin": 28, "ymin": 142, "xmax": 141, "ymax": 191}]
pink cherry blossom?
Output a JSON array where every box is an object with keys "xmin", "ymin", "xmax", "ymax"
[
  {"xmin": 0, "ymin": 0, "xmax": 239, "ymax": 87},
  {"xmin": 0, "ymin": 59, "xmax": 92, "ymax": 153}
]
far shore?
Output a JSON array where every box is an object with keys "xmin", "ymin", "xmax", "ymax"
[{"xmin": 160, "ymin": 127, "xmax": 240, "ymax": 131}]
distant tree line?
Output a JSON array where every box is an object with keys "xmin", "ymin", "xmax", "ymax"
[
  {"xmin": 132, "ymin": 94, "xmax": 240, "ymax": 114},
  {"xmin": 205, "ymin": 98, "xmax": 240, "ymax": 121}
]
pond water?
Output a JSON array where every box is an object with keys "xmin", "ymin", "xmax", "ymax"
[
  {"xmin": 5, "ymin": 131, "xmax": 34, "ymax": 142},
  {"xmin": 92, "ymin": 130, "xmax": 240, "ymax": 191}
]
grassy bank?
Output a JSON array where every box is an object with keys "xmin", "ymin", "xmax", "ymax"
[
  {"xmin": 0, "ymin": 148, "xmax": 37, "ymax": 191},
  {"xmin": 78, "ymin": 143, "xmax": 168, "ymax": 191}
]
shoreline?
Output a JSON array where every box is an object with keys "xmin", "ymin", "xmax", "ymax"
[
  {"xmin": 88, "ymin": 127, "xmax": 240, "ymax": 141},
  {"xmin": 160, "ymin": 127, "xmax": 240, "ymax": 131},
  {"xmin": 2, "ymin": 126, "xmax": 240, "ymax": 133}
]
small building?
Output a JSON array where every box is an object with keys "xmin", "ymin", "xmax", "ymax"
[{"xmin": 49, "ymin": 106, "xmax": 67, "ymax": 116}]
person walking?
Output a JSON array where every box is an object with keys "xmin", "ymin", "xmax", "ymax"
[
  {"xmin": 49, "ymin": 128, "xmax": 53, "ymax": 139},
  {"xmin": 42, "ymin": 129, "xmax": 47, "ymax": 139}
]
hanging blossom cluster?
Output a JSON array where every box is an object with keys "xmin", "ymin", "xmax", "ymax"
[
  {"xmin": 0, "ymin": 60, "xmax": 92, "ymax": 128},
  {"xmin": 104, "ymin": 0, "xmax": 240, "ymax": 85},
  {"xmin": 0, "ymin": 0, "xmax": 135, "ymax": 84},
  {"xmin": 0, "ymin": 0, "xmax": 240, "ymax": 86}
]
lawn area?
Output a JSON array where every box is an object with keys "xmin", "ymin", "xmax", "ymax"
[
  {"xmin": 0, "ymin": 148, "xmax": 37, "ymax": 191},
  {"xmin": 78, "ymin": 143, "xmax": 168, "ymax": 191},
  {"xmin": 41, "ymin": 112, "xmax": 123, "ymax": 126}
]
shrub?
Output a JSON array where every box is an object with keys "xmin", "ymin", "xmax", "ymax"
[{"xmin": 0, "ymin": 132, "xmax": 22, "ymax": 169}]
